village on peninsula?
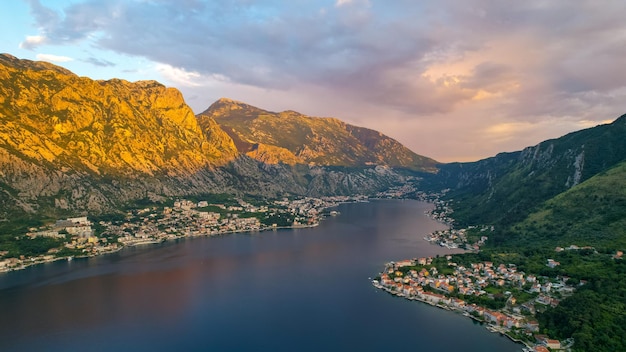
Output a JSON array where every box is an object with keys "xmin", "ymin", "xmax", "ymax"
[{"xmin": 371, "ymin": 201, "xmax": 625, "ymax": 352}]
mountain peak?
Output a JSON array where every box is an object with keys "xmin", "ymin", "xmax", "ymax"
[
  {"xmin": 196, "ymin": 99, "xmax": 438, "ymax": 171},
  {"xmin": 216, "ymin": 97, "xmax": 244, "ymax": 104},
  {"xmin": 199, "ymin": 97, "xmax": 267, "ymax": 118},
  {"xmin": 0, "ymin": 52, "xmax": 76, "ymax": 76},
  {"xmin": 0, "ymin": 54, "xmax": 240, "ymax": 179},
  {"xmin": 214, "ymin": 97, "xmax": 256, "ymax": 110},
  {"xmin": 0, "ymin": 53, "xmax": 439, "ymax": 223}
]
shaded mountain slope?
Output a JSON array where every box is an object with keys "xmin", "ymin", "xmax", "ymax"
[
  {"xmin": 422, "ymin": 115, "xmax": 626, "ymax": 227},
  {"xmin": 499, "ymin": 160, "xmax": 626, "ymax": 249}
]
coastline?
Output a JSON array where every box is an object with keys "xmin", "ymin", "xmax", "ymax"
[
  {"xmin": 373, "ymin": 282, "xmax": 532, "ymax": 350},
  {"xmin": 0, "ymin": 245, "xmax": 125, "ymax": 274},
  {"xmin": 1, "ymin": 194, "xmax": 378, "ymax": 275},
  {"xmin": 0, "ymin": 198, "xmax": 528, "ymax": 352},
  {"xmin": 0, "ymin": 209, "xmax": 327, "ymax": 274}
]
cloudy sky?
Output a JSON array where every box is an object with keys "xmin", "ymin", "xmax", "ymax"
[{"xmin": 2, "ymin": 0, "xmax": 625, "ymax": 162}]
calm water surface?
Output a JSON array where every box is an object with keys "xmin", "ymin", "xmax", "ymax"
[{"xmin": 0, "ymin": 200, "xmax": 522, "ymax": 351}]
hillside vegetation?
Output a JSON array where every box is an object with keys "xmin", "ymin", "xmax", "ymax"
[
  {"xmin": 502, "ymin": 161, "xmax": 626, "ymax": 250},
  {"xmin": 422, "ymin": 114, "xmax": 626, "ymax": 351},
  {"xmin": 424, "ymin": 115, "xmax": 626, "ymax": 228}
]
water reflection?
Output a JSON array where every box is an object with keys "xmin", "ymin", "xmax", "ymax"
[{"xmin": 0, "ymin": 200, "xmax": 521, "ymax": 352}]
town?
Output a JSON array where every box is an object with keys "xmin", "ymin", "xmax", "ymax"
[
  {"xmin": 421, "ymin": 197, "xmax": 492, "ymax": 251},
  {"xmin": 373, "ymin": 253, "xmax": 586, "ymax": 351},
  {"xmin": 0, "ymin": 195, "xmax": 370, "ymax": 272},
  {"xmin": 423, "ymin": 226, "xmax": 491, "ymax": 250},
  {"xmin": 0, "ymin": 185, "xmax": 423, "ymax": 273}
]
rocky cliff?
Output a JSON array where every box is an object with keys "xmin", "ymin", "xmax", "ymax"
[
  {"xmin": 0, "ymin": 53, "xmax": 242, "ymax": 219},
  {"xmin": 200, "ymin": 98, "xmax": 438, "ymax": 172},
  {"xmin": 0, "ymin": 54, "xmax": 424, "ymax": 228},
  {"xmin": 0, "ymin": 54, "xmax": 239, "ymax": 176},
  {"xmin": 421, "ymin": 115, "xmax": 626, "ymax": 226}
]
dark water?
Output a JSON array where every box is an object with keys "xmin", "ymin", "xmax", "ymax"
[{"xmin": 0, "ymin": 200, "xmax": 522, "ymax": 351}]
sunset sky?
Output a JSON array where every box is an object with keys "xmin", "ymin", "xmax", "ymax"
[{"xmin": 2, "ymin": 0, "xmax": 625, "ymax": 162}]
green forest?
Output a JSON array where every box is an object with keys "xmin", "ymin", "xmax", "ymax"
[
  {"xmin": 444, "ymin": 162, "xmax": 626, "ymax": 351},
  {"xmin": 419, "ymin": 119, "xmax": 626, "ymax": 351}
]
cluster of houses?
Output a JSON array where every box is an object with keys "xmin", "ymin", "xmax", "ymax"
[
  {"xmin": 425, "ymin": 199, "xmax": 455, "ymax": 224},
  {"xmin": 27, "ymin": 216, "xmax": 116, "ymax": 253},
  {"xmin": 424, "ymin": 227, "xmax": 490, "ymax": 250},
  {"xmin": 112, "ymin": 201, "xmax": 264, "ymax": 245},
  {"xmin": 554, "ymin": 244, "xmax": 595, "ymax": 252},
  {"xmin": 1, "ymin": 217, "xmax": 120, "ymax": 271},
  {"xmin": 376, "ymin": 184, "xmax": 418, "ymax": 198},
  {"xmin": 1, "ymin": 196, "xmax": 362, "ymax": 273},
  {"xmin": 423, "ymin": 198, "xmax": 492, "ymax": 251},
  {"xmin": 374, "ymin": 256, "xmax": 578, "ymax": 350},
  {"xmin": 27, "ymin": 216, "xmax": 94, "ymax": 239},
  {"xmin": 107, "ymin": 196, "xmax": 364, "ymax": 245},
  {"xmin": 275, "ymin": 195, "xmax": 366, "ymax": 219}
]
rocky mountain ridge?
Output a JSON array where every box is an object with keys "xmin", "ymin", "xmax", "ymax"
[
  {"xmin": 0, "ymin": 54, "xmax": 423, "ymax": 230},
  {"xmin": 200, "ymin": 98, "xmax": 438, "ymax": 172},
  {"xmin": 421, "ymin": 114, "xmax": 626, "ymax": 228}
]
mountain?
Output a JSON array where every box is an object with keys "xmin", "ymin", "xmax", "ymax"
[
  {"xmin": 0, "ymin": 54, "xmax": 238, "ymax": 175},
  {"xmin": 503, "ymin": 160, "xmax": 626, "ymax": 249},
  {"xmin": 199, "ymin": 98, "xmax": 438, "ymax": 172},
  {"xmin": 3, "ymin": 53, "xmax": 625, "ymax": 351},
  {"xmin": 421, "ymin": 115, "xmax": 626, "ymax": 228},
  {"xmin": 0, "ymin": 53, "xmax": 244, "ymax": 220},
  {"xmin": 418, "ymin": 117, "xmax": 626, "ymax": 352},
  {"xmin": 0, "ymin": 54, "xmax": 427, "ymax": 233}
]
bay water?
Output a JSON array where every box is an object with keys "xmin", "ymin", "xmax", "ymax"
[{"xmin": 0, "ymin": 200, "xmax": 522, "ymax": 351}]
